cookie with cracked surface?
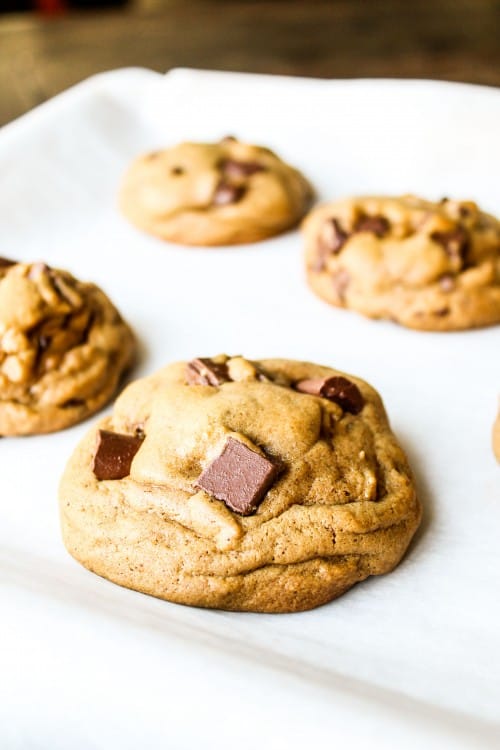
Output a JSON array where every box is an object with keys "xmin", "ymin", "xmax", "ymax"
[
  {"xmin": 59, "ymin": 355, "xmax": 421, "ymax": 613},
  {"xmin": 119, "ymin": 137, "xmax": 313, "ymax": 245},
  {"xmin": 0, "ymin": 259, "xmax": 135, "ymax": 435},
  {"xmin": 303, "ymin": 195, "xmax": 500, "ymax": 331}
]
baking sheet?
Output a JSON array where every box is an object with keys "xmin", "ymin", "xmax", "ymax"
[{"xmin": 0, "ymin": 67, "xmax": 499, "ymax": 749}]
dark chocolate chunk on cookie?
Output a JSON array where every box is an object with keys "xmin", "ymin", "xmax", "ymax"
[
  {"xmin": 295, "ymin": 375, "xmax": 364, "ymax": 414},
  {"xmin": 195, "ymin": 437, "xmax": 281, "ymax": 515},
  {"xmin": 185, "ymin": 358, "xmax": 231, "ymax": 386},
  {"xmin": 93, "ymin": 429, "xmax": 144, "ymax": 480}
]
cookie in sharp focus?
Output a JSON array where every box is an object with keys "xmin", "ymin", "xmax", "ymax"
[
  {"xmin": 119, "ymin": 137, "xmax": 314, "ymax": 245},
  {"xmin": 0, "ymin": 259, "xmax": 135, "ymax": 435},
  {"xmin": 303, "ymin": 195, "xmax": 500, "ymax": 331},
  {"xmin": 59, "ymin": 355, "xmax": 421, "ymax": 613}
]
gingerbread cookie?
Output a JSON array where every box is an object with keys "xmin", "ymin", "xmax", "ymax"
[
  {"xmin": 59, "ymin": 355, "xmax": 421, "ymax": 613},
  {"xmin": 0, "ymin": 259, "xmax": 135, "ymax": 435},
  {"xmin": 303, "ymin": 195, "xmax": 500, "ymax": 331},
  {"xmin": 119, "ymin": 137, "xmax": 313, "ymax": 245}
]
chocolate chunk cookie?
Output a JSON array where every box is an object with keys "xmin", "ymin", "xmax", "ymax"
[
  {"xmin": 119, "ymin": 137, "xmax": 313, "ymax": 245},
  {"xmin": 303, "ymin": 195, "xmax": 500, "ymax": 331},
  {"xmin": 59, "ymin": 355, "xmax": 421, "ymax": 613},
  {"xmin": 0, "ymin": 260, "xmax": 135, "ymax": 435}
]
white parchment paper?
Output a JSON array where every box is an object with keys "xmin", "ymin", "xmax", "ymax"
[{"xmin": 0, "ymin": 68, "xmax": 499, "ymax": 749}]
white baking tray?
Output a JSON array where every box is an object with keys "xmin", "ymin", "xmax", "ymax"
[{"xmin": 0, "ymin": 68, "xmax": 499, "ymax": 749}]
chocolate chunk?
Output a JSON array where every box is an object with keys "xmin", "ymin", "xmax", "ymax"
[
  {"xmin": 170, "ymin": 166, "xmax": 185, "ymax": 175},
  {"xmin": 220, "ymin": 135, "xmax": 237, "ymax": 143},
  {"xmin": 319, "ymin": 378, "xmax": 365, "ymax": 414},
  {"xmin": 62, "ymin": 398, "xmax": 85, "ymax": 408},
  {"xmin": 220, "ymin": 159, "xmax": 265, "ymax": 178},
  {"xmin": 439, "ymin": 274, "xmax": 455, "ymax": 292},
  {"xmin": 434, "ymin": 307, "xmax": 450, "ymax": 317},
  {"xmin": 313, "ymin": 219, "xmax": 349, "ymax": 271},
  {"xmin": 188, "ymin": 359, "xmax": 225, "ymax": 385},
  {"xmin": 213, "ymin": 181, "xmax": 246, "ymax": 206},
  {"xmin": 195, "ymin": 437, "xmax": 281, "ymax": 515},
  {"xmin": 431, "ymin": 228, "xmax": 468, "ymax": 262},
  {"xmin": 0, "ymin": 257, "xmax": 16, "ymax": 268},
  {"xmin": 92, "ymin": 429, "xmax": 144, "ymax": 481},
  {"xmin": 355, "ymin": 215, "xmax": 390, "ymax": 237},
  {"xmin": 185, "ymin": 358, "xmax": 231, "ymax": 386},
  {"xmin": 295, "ymin": 376, "xmax": 365, "ymax": 414},
  {"xmin": 321, "ymin": 218, "xmax": 349, "ymax": 254}
]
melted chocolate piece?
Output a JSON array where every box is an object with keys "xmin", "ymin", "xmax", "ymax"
[
  {"xmin": 220, "ymin": 159, "xmax": 265, "ymax": 178},
  {"xmin": 92, "ymin": 429, "xmax": 144, "ymax": 481},
  {"xmin": 185, "ymin": 358, "xmax": 231, "ymax": 386},
  {"xmin": 431, "ymin": 228, "xmax": 469, "ymax": 264},
  {"xmin": 195, "ymin": 437, "xmax": 281, "ymax": 515},
  {"xmin": 321, "ymin": 218, "xmax": 349, "ymax": 254},
  {"xmin": 434, "ymin": 307, "xmax": 450, "ymax": 317},
  {"xmin": 62, "ymin": 399, "xmax": 85, "ymax": 408},
  {"xmin": 355, "ymin": 215, "xmax": 390, "ymax": 237},
  {"xmin": 295, "ymin": 376, "xmax": 365, "ymax": 414},
  {"xmin": 313, "ymin": 219, "xmax": 349, "ymax": 271},
  {"xmin": 0, "ymin": 257, "xmax": 16, "ymax": 268},
  {"xmin": 213, "ymin": 181, "xmax": 246, "ymax": 206}
]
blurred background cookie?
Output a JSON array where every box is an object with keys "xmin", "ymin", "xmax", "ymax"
[
  {"xmin": 303, "ymin": 195, "xmax": 500, "ymax": 331},
  {"xmin": 0, "ymin": 259, "xmax": 135, "ymax": 435},
  {"xmin": 119, "ymin": 137, "xmax": 313, "ymax": 245},
  {"xmin": 59, "ymin": 355, "xmax": 421, "ymax": 613}
]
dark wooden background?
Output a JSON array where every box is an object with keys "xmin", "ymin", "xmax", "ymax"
[{"xmin": 1, "ymin": 0, "xmax": 500, "ymax": 126}]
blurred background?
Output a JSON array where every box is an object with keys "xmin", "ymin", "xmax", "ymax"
[{"xmin": 1, "ymin": 0, "xmax": 499, "ymax": 125}]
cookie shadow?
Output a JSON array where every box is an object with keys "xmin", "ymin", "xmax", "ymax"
[
  {"xmin": 124, "ymin": 328, "xmax": 151, "ymax": 383},
  {"xmin": 328, "ymin": 427, "xmax": 435, "ymax": 606},
  {"xmin": 395, "ymin": 429, "xmax": 434, "ymax": 558}
]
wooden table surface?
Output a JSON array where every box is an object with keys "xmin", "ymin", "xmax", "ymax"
[{"xmin": 1, "ymin": 0, "xmax": 499, "ymax": 126}]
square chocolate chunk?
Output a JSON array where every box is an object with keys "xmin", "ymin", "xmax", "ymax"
[
  {"xmin": 92, "ymin": 429, "xmax": 144, "ymax": 480},
  {"xmin": 195, "ymin": 437, "xmax": 281, "ymax": 515},
  {"xmin": 185, "ymin": 358, "xmax": 230, "ymax": 386}
]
